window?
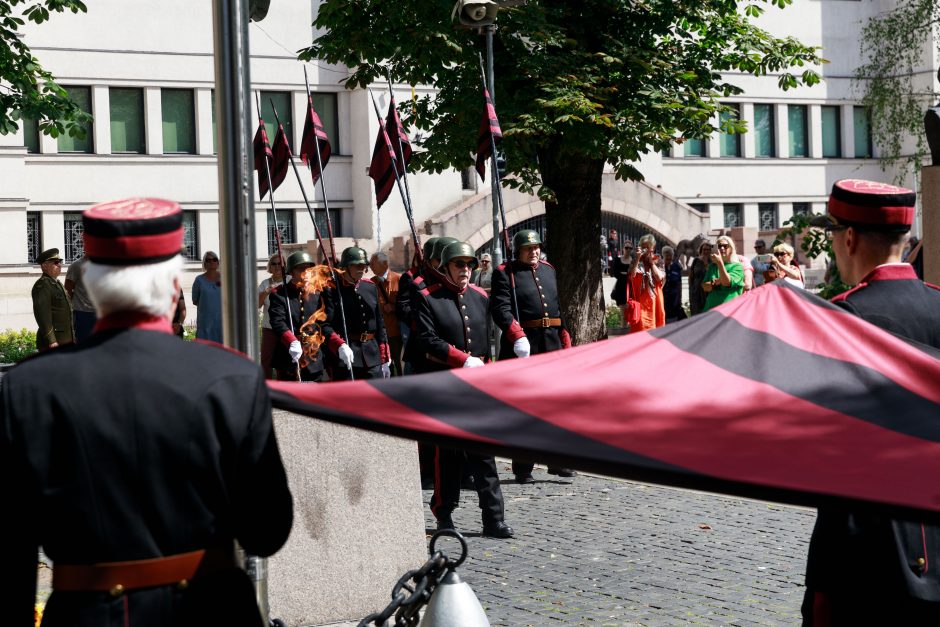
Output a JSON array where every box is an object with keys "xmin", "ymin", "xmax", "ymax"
[
  {"xmin": 22, "ymin": 117, "xmax": 40, "ymax": 153},
  {"xmin": 793, "ymin": 202, "xmax": 811, "ymax": 216},
  {"xmin": 788, "ymin": 105, "xmax": 808, "ymax": 157},
  {"xmin": 684, "ymin": 137, "xmax": 705, "ymax": 157},
  {"xmin": 758, "ymin": 203, "xmax": 778, "ymax": 230},
  {"xmin": 854, "ymin": 106, "xmax": 872, "ymax": 158},
  {"xmin": 182, "ymin": 211, "xmax": 199, "ymax": 261},
  {"xmin": 821, "ymin": 106, "xmax": 841, "ymax": 158},
  {"xmin": 310, "ymin": 92, "xmax": 339, "ymax": 153},
  {"xmin": 110, "ymin": 88, "xmax": 145, "ymax": 153},
  {"xmin": 58, "ymin": 87, "xmax": 93, "ymax": 153},
  {"xmin": 27, "ymin": 212, "xmax": 42, "ymax": 263},
  {"xmin": 64, "ymin": 212, "xmax": 85, "ymax": 263},
  {"xmin": 267, "ymin": 209, "xmax": 296, "ymax": 257},
  {"xmin": 162, "ymin": 89, "xmax": 195, "ymax": 154},
  {"xmin": 753, "ymin": 104, "xmax": 775, "ymax": 158},
  {"xmin": 719, "ymin": 105, "xmax": 741, "ymax": 157},
  {"xmin": 313, "ymin": 209, "xmax": 341, "ymax": 240},
  {"xmin": 261, "ymin": 91, "xmax": 293, "ymax": 150},
  {"xmin": 723, "ymin": 203, "xmax": 743, "ymax": 228},
  {"xmin": 688, "ymin": 203, "xmax": 710, "ymax": 214}
]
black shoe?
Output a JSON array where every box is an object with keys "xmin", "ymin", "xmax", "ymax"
[
  {"xmin": 515, "ymin": 474, "xmax": 535, "ymax": 484},
  {"xmin": 482, "ymin": 521, "xmax": 514, "ymax": 539},
  {"xmin": 436, "ymin": 516, "xmax": 456, "ymax": 532},
  {"xmin": 547, "ymin": 467, "xmax": 576, "ymax": 478}
]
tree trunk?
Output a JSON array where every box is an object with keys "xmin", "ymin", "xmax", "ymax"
[{"xmin": 538, "ymin": 141, "xmax": 605, "ymax": 346}]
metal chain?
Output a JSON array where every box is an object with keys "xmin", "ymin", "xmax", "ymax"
[{"xmin": 357, "ymin": 530, "xmax": 468, "ymax": 627}]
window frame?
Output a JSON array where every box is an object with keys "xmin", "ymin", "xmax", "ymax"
[
  {"xmin": 57, "ymin": 86, "xmax": 94, "ymax": 153},
  {"xmin": 719, "ymin": 104, "xmax": 741, "ymax": 158},
  {"xmin": 821, "ymin": 105, "xmax": 842, "ymax": 158},
  {"xmin": 723, "ymin": 203, "xmax": 743, "ymax": 229},
  {"xmin": 162, "ymin": 89, "xmax": 196, "ymax": 155},
  {"xmin": 787, "ymin": 104, "xmax": 809, "ymax": 158},
  {"xmin": 109, "ymin": 87, "xmax": 146, "ymax": 154}
]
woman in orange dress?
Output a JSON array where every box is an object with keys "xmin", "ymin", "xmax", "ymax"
[{"xmin": 628, "ymin": 233, "xmax": 666, "ymax": 332}]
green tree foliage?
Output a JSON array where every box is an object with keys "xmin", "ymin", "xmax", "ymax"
[
  {"xmin": 303, "ymin": 0, "xmax": 821, "ymax": 343},
  {"xmin": 855, "ymin": 0, "xmax": 937, "ymax": 180},
  {"xmin": 776, "ymin": 213, "xmax": 850, "ymax": 298},
  {"xmin": 0, "ymin": 0, "xmax": 91, "ymax": 138}
]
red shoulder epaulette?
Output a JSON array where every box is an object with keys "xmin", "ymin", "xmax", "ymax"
[
  {"xmin": 421, "ymin": 283, "xmax": 443, "ymax": 297},
  {"xmin": 496, "ymin": 262, "xmax": 508, "ymax": 272},
  {"xmin": 927, "ymin": 282, "xmax": 940, "ymax": 292},
  {"xmin": 468, "ymin": 284, "xmax": 488, "ymax": 298},
  {"xmin": 830, "ymin": 282, "xmax": 868, "ymax": 303}
]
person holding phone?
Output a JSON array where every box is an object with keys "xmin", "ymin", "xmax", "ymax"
[
  {"xmin": 701, "ymin": 235, "xmax": 745, "ymax": 311},
  {"xmin": 627, "ymin": 233, "xmax": 665, "ymax": 332},
  {"xmin": 750, "ymin": 240, "xmax": 772, "ymax": 287},
  {"xmin": 765, "ymin": 243, "xmax": 804, "ymax": 288}
]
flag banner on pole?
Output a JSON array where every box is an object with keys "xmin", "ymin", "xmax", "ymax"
[
  {"xmin": 300, "ymin": 95, "xmax": 332, "ymax": 184},
  {"xmin": 269, "ymin": 281, "xmax": 940, "ymax": 518},
  {"xmin": 475, "ymin": 87, "xmax": 502, "ymax": 182},
  {"xmin": 270, "ymin": 124, "xmax": 291, "ymax": 196},
  {"xmin": 253, "ymin": 120, "xmax": 275, "ymax": 200},
  {"xmin": 386, "ymin": 94, "xmax": 413, "ymax": 175},
  {"xmin": 368, "ymin": 121, "xmax": 398, "ymax": 208}
]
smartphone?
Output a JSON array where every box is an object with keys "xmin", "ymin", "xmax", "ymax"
[{"xmin": 757, "ymin": 253, "xmax": 774, "ymax": 263}]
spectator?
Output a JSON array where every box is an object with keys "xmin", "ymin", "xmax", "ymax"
[
  {"xmin": 662, "ymin": 246, "xmax": 686, "ymax": 322},
  {"xmin": 905, "ymin": 236, "xmax": 924, "ymax": 280},
  {"xmin": 172, "ymin": 289, "xmax": 186, "ymax": 338},
  {"xmin": 31, "ymin": 248, "xmax": 74, "ymax": 350},
  {"xmin": 471, "ymin": 252, "xmax": 494, "ymax": 293},
  {"xmin": 370, "ymin": 251, "xmax": 403, "ymax": 376},
  {"xmin": 258, "ymin": 253, "xmax": 285, "ymax": 379},
  {"xmin": 702, "ymin": 235, "xmax": 745, "ymax": 311},
  {"xmin": 688, "ymin": 240, "xmax": 711, "ymax": 316},
  {"xmin": 64, "ymin": 254, "xmax": 96, "ymax": 342},
  {"xmin": 607, "ymin": 229, "xmax": 620, "ymax": 269},
  {"xmin": 609, "ymin": 242, "xmax": 634, "ymax": 325},
  {"xmin": 765, "ymin": 242, "xmax": 804, "ymax": 288},
  {"xmin": 750, "ymin": 239, "xmax": 772, "ymax": 288},
  {"xmin": 627, "ymin": 233, "xmax": 665, "ymax": 332},
  {"xmin": 192, "ymin": 251, "xmax": 222, "ymax": 343}
]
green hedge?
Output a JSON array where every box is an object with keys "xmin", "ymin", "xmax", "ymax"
[{"xmin": 0, "ymin": 329, "xmax": 38, "ymax": 364}]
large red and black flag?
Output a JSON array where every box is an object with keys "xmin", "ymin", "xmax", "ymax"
[
  {"xmin": 268, "ymin": 124, "xmax": 291, "ymax": 197},
  {"xmin": 299, "ymin": 94, "xmax": 331, "ymax": 185},
  {"xmin": 385, "ymin": 93, "xmax": 413, "ymax": 176},
  {"xmin": 269, "ymin": 281, "xmax": 940, "ymax": 518},
  {"xmin": 475, "ymin": 87, "xmax": 502, "ymax": 182},
  {"xmin": 368, "ymin": 116, "xmax": 399, "ymax": 208},
  {"xmin": 253, "ymin": 119, "xmax": 275, "ymax": 200}
]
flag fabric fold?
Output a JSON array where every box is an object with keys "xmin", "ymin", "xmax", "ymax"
[
  {"xmin": 268, "ymin": 281, "xmax": 940, "ymax": 518},
  {"xmin": 253, "ymin": 120, "xmax": 275, "ymax": 200},
  {"xmin": 475, "ymin": 87, "xmax": 502, "ymax": 182},
  {"xmin": 300, "ymin": 95, "xmax": 332, "ymax": 184},
  {"xmin": 368, "ymin": 118, "xmax": 399, "ymax": 208},
  {"xmin": 385, "ymin": 94, "xmax": 413, "ymax": 176},
  {"xmin": 269, "ymin": 124, "xmax": 291, "ymax": 197}
]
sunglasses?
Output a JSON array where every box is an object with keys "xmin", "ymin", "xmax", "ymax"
[
  {"xmin": 450, "ymin": 260, "xmax": 474, "ymax": 269},
  {"xmin": 716, "ymin": 244, "xmax": 730, "ymax": 250},
  {"xmin": 774, "ymin": 252, "xmax": 788, "ymax": 258},
  {"xmin": 205, "ymin": 257, "xmax": 219, "ymax": 262}
]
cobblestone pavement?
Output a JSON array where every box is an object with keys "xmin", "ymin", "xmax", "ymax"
[{"xmin": 423, "ymin": 462, "xmax": 815, "ymax": 627}]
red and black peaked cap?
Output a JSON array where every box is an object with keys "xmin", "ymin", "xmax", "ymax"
[
  {"xmin": 813, "ymin": 179, "xmax": 915, "ymax": 231},
  {"xmin": 83, "ymin": 198, "xmax": 184, "ymax": 265}
]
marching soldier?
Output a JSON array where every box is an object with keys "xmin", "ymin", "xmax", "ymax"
[
  {"xmin": 2, "ymin": 198, "xmax": 293, "ymax": 627},
  {"xmin": 490, "ymin": 229, "xmax": 575, "ymax": 483},
  {"xmin": 415, "ymin": 241, "xmax": 514, "ymax": 539},
  {"xmin": 268, "ymin": 250, "xmax": 329, "ymax": 382},
  {"xmin": 802, "ymin": 180, "xmax": 940, "ymax": 625},
  {"xmin": 31, "ymin": 247, "xmax": 74, "ymax": 350},
  {"xmin": 324, "ymin": 246, "xmax": 390, "ymax": 381}
]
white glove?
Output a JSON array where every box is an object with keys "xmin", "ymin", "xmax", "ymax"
[
  {"xmin": 381, "ymin": 361, "xmax": 392, "ymax": 378},
  {"xmin": 513, "ymin": 336, "xmax": 531, "ymax": 359},
  {"xmin": 338, "ymin": 343, "xmax": 354, "ymax": 369},
  {"xmin": 288, "ymin": 340, "xmax": 303, "ymax": 363},
  {"xmin": 463, "ymin": 356, "xmax": 485, "ymax": 368}
]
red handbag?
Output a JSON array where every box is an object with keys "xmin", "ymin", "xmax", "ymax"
[{"xmin": 625, "ymin": 276, "xmax": 642, "ymax": 327}]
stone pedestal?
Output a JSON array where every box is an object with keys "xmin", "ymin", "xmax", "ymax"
[
  {"xmin": 922, "ymin": 166, "xmax": 940, "ymax": 284},
  {"xmin": 267, "ymin": 410, "xmax": 427, "ymax": 626}
]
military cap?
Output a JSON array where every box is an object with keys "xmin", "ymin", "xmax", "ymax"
[
  {"xmin": 82, "ymin": 198, "xmax": 183, "ymax": 265},
  {"xmin": 286, "ymin": 250, "xmax": 315, "ymax": 275},
  {"xmin": 811, "ymin": 179, "xmax": 915, "ymax": 232},
  {"xmin": 431, "ymin": 237, "xmax": 459, "ymax": 262},
  {"xmin": 422, "ymin": 237, "xmax": 440, "ymax": 260},
  {"xmin": 339, "ymin": 246, "xmax": 369, "ymax": 267},
  {"xmin": 440, "ymin": 241, "xmax": 479, "ymax": 270},
  {"xmin": 513, "ymin": 229, "xmax": 542, "ymax": 252},
  {"xmin": 37, "ymin": 248, "xmax": 63, "ymax": 264}
]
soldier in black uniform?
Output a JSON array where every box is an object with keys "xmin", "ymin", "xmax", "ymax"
[
  {"xmin": 802, "ymin": 179, "xmax": 940, "ymax": 625},
  {"xmin": 268, "ymin": 250, "xmax": 329, "ymax": 382},
  {"xmin": 324, "ymin": 246, "xmax": 390, "ymax": 381},
  {"xmin": 415, "ymin": 241, "xmax": 514, "ymax": 539},
  {"xmin": 490, "ymin": 229, "xmax": 575, "ymax": 483},
  {"xmin": 0, "ymin": 198, "xmax": 293, "ymax": 627}
]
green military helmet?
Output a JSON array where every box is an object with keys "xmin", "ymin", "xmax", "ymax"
[
  {"xmin": 422, "ymin": 237, "xmax": 440, "ymax": 261},
  {"xmin": 430, "ymin": 237, "xmax": 459, "ymax": 262},
  {"xmin": 440, "ymin": 241, "xmax": 479, "ymax": 270},
  {"xmin": 513, "ymin": 229, "xmax": 542, "ymax": 253},
  {"xmin": 286, "ymin": 250, "xmax": 315, "ymax": 274},
  {"xmin": 339, "ymin": 246, "xmax": 369, "ymax": 267}
]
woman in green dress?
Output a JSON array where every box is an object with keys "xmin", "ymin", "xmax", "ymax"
[{"xmin": 702, "ymin": 235, "xmax": 745, "ymax": 311}]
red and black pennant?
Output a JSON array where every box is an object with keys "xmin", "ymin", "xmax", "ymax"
[
  {"xmin": 386, "ymin": 94, "xmax": 412, "ymax": 177},
  {"xmin": 368, "ymin": 116, "xmax": 399, "ymax": 209},
  {"xmin": 475, "ymin": 87, "xmax": 502, "ymax": 182},
  {"xmin": 269, "ymin": 124, "xmax": 291, "ymax": 197},
  {"xmin": 299, "ymin": 95, "xmax": 331, "ymax": 185},
  {"xmin": 252, "ymin": 120, "xmax": 275, "ymax": 200}
]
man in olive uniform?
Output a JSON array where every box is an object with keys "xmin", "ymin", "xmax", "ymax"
[
  {"xmin": 324, "ymin": 246, "xmax": 390, "ymax": 381},
  {"xmin": 802, "ymin": 179, "xmax": 940, "ymax": 625},
  {"xmin": 1, "ymin": 198, "xmax": 293, "ymax": 627},
  {"xmin": 32, "ymin": 248, "xmax": 74, "ymax": 350},
  {"xmin": 490, "ymin": 229, "xmax": 575, "ymax": 483},
  {"xmin": 414, "ymin": 241, "xmax": 513, "ymax": 538},
  {"xmin": 268, "ymin": 250, "xmax": 329, "ymax": 382}
]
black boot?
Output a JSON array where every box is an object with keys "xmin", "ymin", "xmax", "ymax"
[
  {"xmin": 547, "ymin": 467, "xmax": 576, "ymax": 478},
  {"xmin": 482, "ymin": 520, "xmax": 514, "ymax": 539}
]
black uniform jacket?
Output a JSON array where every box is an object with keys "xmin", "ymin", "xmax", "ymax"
[
  {"xmin": 415, "ymin": 280, "xmax": 490, "ymax": 372},
  {"xmin": 399, "ymin": 266, "xmax": 443, "ymax": 371},
  {"xmin": 268, "ymin": 279, "xmax": 329, "ymax": 376},
  {"xmin": 490, "ymin": 259, "xmax": 571, "ymax": 359},
  {"xmin": 324, "ymin": 276, "xmax": 388, "ymax": 368},
  {"xmin": 806, "ymin": 264, "xmax": 940, "ymax": 602},
  {"xmin": 0, "ymin": 313, "xmax": 293, "ymax": 627}
]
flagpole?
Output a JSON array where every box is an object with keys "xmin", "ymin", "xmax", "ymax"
[
  {"xmin": 301, "ymin": 67, "xmax": 339, "ymax": 265},
  {"xmin": 384, "ymin": 70, "xmax": 416, "ymax": 222},
  {"xmin": 271, "ymin": 101, "xmax": 354, "ymax": 381},
  {"xmin": 367, "ymin": 90, "xmax": 423, "ymax": 265},
  {"xmin": 255, "ymin": 93, "xmax": 300, "ymax": 382}
]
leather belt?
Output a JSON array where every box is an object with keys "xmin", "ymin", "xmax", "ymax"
[
  {"xmin": 522, "ymin": 317, "xmax": 561, "ymax": 328},
  {"xmin": 52, "ymin": 548, "xmax": 236, "ymax": 595},
  {"xmin": 358, "ymin": 332, "xmax": 375, "ymax": 342}
]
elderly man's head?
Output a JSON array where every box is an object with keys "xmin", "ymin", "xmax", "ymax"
[{"xmin": 369, "ymin": 251, "xmax": 389, "ymax": 277}]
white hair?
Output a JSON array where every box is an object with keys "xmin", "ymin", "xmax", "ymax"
[{"xmin": 84, "ymin": 256, "xmax": 183, "ymax": 318}]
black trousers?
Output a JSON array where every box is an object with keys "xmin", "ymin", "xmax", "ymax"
[{"xmin": 431, "ymin": 448, "xmax": 504, "ymax": 524}]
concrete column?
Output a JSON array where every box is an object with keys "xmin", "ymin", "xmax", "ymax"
[
  {"xmin": 707, "ymin": 112, "xmax": 721, "ymax": 158},
  {"xmin": 741, "ymin": 103, "xmax": 755, "ymax": 158},
  {"xmin": 775, "ymin": 103, "xmax": 789, "ymax": 159},
  {"xmin": 292, "ymin": 90, "xmax": 306, "ymax": 153},
  {"xmin": 743, "ymin": 202, "xmax": 760, "ymax": 230},
  {"xmin": 921, "ymin": 166, "xmax": 940, "ymax": 283},
  {"xmin": 42, "ymin": 211, "xmax": 65, "ymax": 253},
  {"xmin": 841, "ymin": 104, "xmax": 855, "ymax": 159},
  {"xmin": 808, "ymin": 104, "xmax": 822, "ymax": 158},
  {"xmin": 669, "ymin": 140, "xmax": 682, "ymax": 159},
  {"xmin": 39, "ymin": 129, "xmax": 58, "ymax": 154},
  {"xmin": 92, "ymin": 86, "xmax": 111, "ymax": 155},
  {"xmin": 145, "ymin": 87, "xmax": 163, "ymax": 155},
  {"xmin": 195, "ymin": 88, "xmax": 215, "ymax": 156},
  {"xmin": 198, "ymin": 209, "xmax": 220, "ymax": 258}
]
